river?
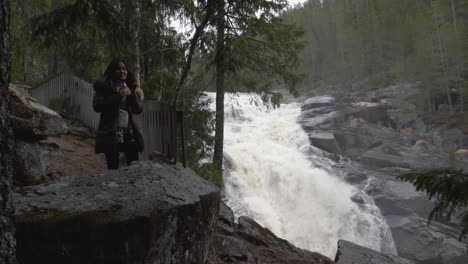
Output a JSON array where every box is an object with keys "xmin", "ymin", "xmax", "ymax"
[{"xmin": 206, "ymin": 92, "xmax": 396, "ymax": 258}]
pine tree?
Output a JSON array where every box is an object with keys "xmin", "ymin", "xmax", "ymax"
[{"xmin": 399, "ymin": 169, "xmax": 468, "ymax": 240}]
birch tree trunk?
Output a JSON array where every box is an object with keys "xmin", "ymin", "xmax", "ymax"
[
  {"xmin": 450, "ymin": 0, "xmax": 463, "ymax": 112},
  {"xmin": 0, "ymin": 0, "xmax": 17, "ymax": 262},
  {"xmin": 132, "ymin": 0, "xmax": 141, "ymax": 85},
  {"xmin": 431, "ymin": 0, "xmax": 453, "ymax": 114}
]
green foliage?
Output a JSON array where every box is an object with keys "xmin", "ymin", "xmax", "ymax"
[
  {"xmin": 193, "ymin": 162, "xmax": 222, "ymax": 187},
  {"xmin": 398, "ymin": 169, "xmax": 468, "ymax": 239},
  {"xmin": 282, "ymin": 0, "xmax": 468, "ymax": 104},
  {"xmin": 181, "ymin": 93, "xmax": 215, "ymax": 168},
  {"xmin": 13, "ymin": 0, "xmax": 305, "ymax": 183},
  {"xmin": 48, "ymin": 97, "xmax": 79, "ymax": 116}
]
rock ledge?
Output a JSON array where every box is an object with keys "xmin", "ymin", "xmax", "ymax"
[{"xmin": 15, "ymin": 160, "xmax": 220, "ymax": 264}]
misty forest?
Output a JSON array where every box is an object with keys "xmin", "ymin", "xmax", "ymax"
[{"xmin": 1, "ymin": 0, "xmax": 468, "ymax": 263}]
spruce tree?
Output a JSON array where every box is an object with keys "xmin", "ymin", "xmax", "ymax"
[{"xmin": 399, "ymin": 169, "xmax": 468, "ymax": 240}]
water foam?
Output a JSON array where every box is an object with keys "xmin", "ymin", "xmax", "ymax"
[{"xmin": 207, "ymin": 92, "xmax": 396, "ymax": 258}]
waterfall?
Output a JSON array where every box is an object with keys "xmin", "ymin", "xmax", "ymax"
[{"xmin": 205, "ymin": 92, "xmax": 396, "ymax": 258}]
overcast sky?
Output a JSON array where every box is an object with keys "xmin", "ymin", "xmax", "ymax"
[
  {"xmin": 287, "ymin": 0, "xmax": 307, "ymax": 8},
  {"xmin": 172, "ymin": 1, "xmax": 308, "ymax": 33}
]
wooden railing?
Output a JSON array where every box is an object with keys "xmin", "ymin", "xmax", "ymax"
[
  {"xmin": 29, "ymin": 72, "xmax": 186, "ymax": 166},
  {"xmin": 137, "ymin": 101, "xmax": 186, "ymax": 166}
]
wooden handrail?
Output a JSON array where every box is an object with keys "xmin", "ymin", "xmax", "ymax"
[{"xmin": 29, "ymin": 72, "xmax": 186, "ymax": 167}]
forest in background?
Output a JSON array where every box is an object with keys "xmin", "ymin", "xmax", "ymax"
[
  {"xmin": 285, "ymin": 0, "xmax": 468, "ymax": 113},
  {"xmin": 12, "ymin": 0, "xmax": 468, "ymax": 112},
  {"xmin": 10, "ymin": 0, "xmax": 304, "ymax": 181},
  {"xmin": 9, "ymin": 0, "xmax": 468, "ymax": 177}
]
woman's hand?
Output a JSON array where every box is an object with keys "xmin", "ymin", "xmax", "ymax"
[{"xmin": 117, "ymin": 85, "xmax": 131, "ymax": 96}]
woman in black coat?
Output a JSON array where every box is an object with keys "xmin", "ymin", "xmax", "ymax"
[{"xmin": 93, "ymin": 59, "xmax": 145, "ymax": 170}]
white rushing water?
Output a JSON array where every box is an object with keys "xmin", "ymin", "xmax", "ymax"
[{"xmin": 205, "ymin": 93, "xmax": 396, "ymax": 258}]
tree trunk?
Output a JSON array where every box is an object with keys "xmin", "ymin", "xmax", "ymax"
[
  {"xmin": 450, "ymin": 0, "xmax": 464, "ymax": 112},
  {"xmin": 143, "ymin": 54, "xmax": 148, "ymax": 81},
  {"xmin": 47, "ymin": 0, "xmax": 58, "ymax": 79},
  {"xmin": 22, "ymin": 46, "xmax": 28, "ymax": 83},
  {"xmin": 0, "ymin": 0, "xmax": 17, "ymax": 263},
  {"xmin": 213, "ymin": 0, "xmax": 225, "ymax": 174},
  {"xmin": 431, "ymin": 0, "xmax": 453, "ymax": 114},
  {"xmin": 451, "ymin": 0, "xmax": 458, "ymax": 33},
  {"xmin": 47, "ymin": 49, "xmax": 57, "ymax": 78},
  {"xmin": 172, "ymin": 0, "xmax": 215, "ymax": 106},
  {"xmin": 132, "ymin": 0, "xmax": 141, "ymax": 85}
]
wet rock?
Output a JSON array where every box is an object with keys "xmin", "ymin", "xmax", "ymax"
[
  {"xmin": 301, "ymin": 96, "xmax": 336, "ymax": 111},
  {"xmin": 208, "ymin": 211, "xmax": 333, "ymax": 264},
  {"xmin": 15, "ymin": 160, "xmax": 220, "ymax": 264},
  {"xmin": 308, "ymin": 132, "xmax": 341, "ymax": 154},
  {"xmin": 361, "ymin": 149, "xmax": 411, "ymax": 169},
  {"xmin": 334, "ymin": 130, "xmax": 382, "ymax": 157},
  {"xmin": 390, "ymin": 221, "xmax": 466, "ymax": 263},
  {"xmin": 14, "ymin": 140, "xmax": 46, "ymax": 185},
  {"xmin": 299, "ymin": 83, "xmax": 468, "ymax": 264},
  {"xmin": 9, "ymin": 84, "xmax": 68, "ymax": 140},
  {"xmin": 14, "ymin": 136, "xmax": 106, "ymax": 186},
  {"xmin": 445, "ymin": 254, "xmax": 468, "ymax": 264},
  {"xmin": 387, "ymin": 109, "xmax": 426, "ymax": 132},
  {"xmin": 438, "ymin": 128, "xmax": 466, "ymax": 151},
  {"xmin": 335, "ymin": 240, "xmax": 414, "ymax": 264},
  {"xmin": 349, "ymin": 104, "xmax": 390, "ymax": 125}
]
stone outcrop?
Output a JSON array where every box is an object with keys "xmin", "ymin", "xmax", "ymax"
[
  {"xmin": 9, "ymin": 84, "xmax": 106, "ymax": 186},
  {"xmin": 299, "ymin": 83, "xmax": 468, "ymax": 263},
  {"xmin": 15, "ymin": 160, "xmax": 220, "ymax": 264},
  {"xmin": 9, "ymin": 84, "xmax": 68, "ymax": 140},
  {"xmin": 300, "ymin": 83, "xmax": 468, "ymax": 169},
  {"xmin": 207, "ymin": 203, "xmax": 333, "ymax": 264},
  {"xmin": 14, "ymin": 135, "xmax": 106, "ymax": 186},
  {"xmin": 335, "ymin": 240, "xmax": 414, "ymax": 264}
]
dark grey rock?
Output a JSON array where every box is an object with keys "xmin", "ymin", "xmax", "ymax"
[
  {"xmin": 359, "ymin": 141, "xmax": 450, "ymax": 170},
  {"xmin": 439, "ymin": 128, "xmax": 465, "ymax": 150},
  {"xmin": 350, "ymin": 104, "xmax": 390, "ymax": 125},
  {"xmin": 334, "ymin": 130, "xmax": 382, "ymax": 156},
  {"xmin": 361, "ymin": 149, "xmax": 411, "ymax": 169},
  {"xmin": 208, "ymin": 214, "xmax": 333, "ymax": 264},
  {"xmin": 391, "ymin": 221, "xmax": 466, "ymax": 263},
  {"xmin": 388, "ymin": 109, "xmax": 426, "ymax": 132},
  {"xmin": 374, "ymin": 197, "xmax": 411, "ymax": 217},
  {"xmin": 9, "ymin": 85, "xmax": 68, "ymax": 140},
  {"xmin": 308, "ymin": 132, "xmax": 342, "ymax": 154},
  {"xmin": 298, "ymin": 84, "xmax": 468, "ymax": 264},
  {"xmin": 15, "ymin": 160, "xmax": 220, "ymax": 264},
  {"xmin": 301, "ymin": 97, "xmax": 336, "ymax": 111},
  {"xmin": 14, "ymin": 140, "xmax": 46, "ymax": 185},
  {"xmin": 335, "ymin": 240, "xmax": 414, "ymax": 264},
  {"xmin": 444, "ymin": 254, "xmax": 468, "ymax": 264},
  {"xmin": 219, "ymin": 201, "xmax": 235, "ymax": 227}
]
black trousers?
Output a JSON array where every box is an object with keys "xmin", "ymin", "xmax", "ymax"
[{"xmin": 104, "ymin": 143, "xmax": 139, "ymax": 170}]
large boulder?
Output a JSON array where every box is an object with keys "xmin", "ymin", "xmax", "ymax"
[
  {"xmin": 371, "ymin": 175, "xmax": 468, "ymax": 264},
  {"xmin": 390, "ymin": 220, "xmax": 467, "ymax": 263},
  {"xmin": 8, "ymin": 84, "xmax": 68, "ymax": 140},
  {"xmin": 15, "ymin": 160, "xmax": 220, "ymax": 264},
  {"xmin": 335, "ymin": 240, "xmax": 414, "ymax": 264},
  {"xmin": 14, "ymin": 135, "xmax": 106, "ymax": 186},
  {"xmin": 308, "ymin": 131, "xmax": 342, "ymax": 154},
  {"xmin": 208, "ymin": 205, "xmax": 333, "ymax": 264}
]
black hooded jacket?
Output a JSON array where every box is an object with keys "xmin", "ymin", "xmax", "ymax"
[{"xmin": 92, "ymin": 78, "xmax": 144, "ymax": 153}]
